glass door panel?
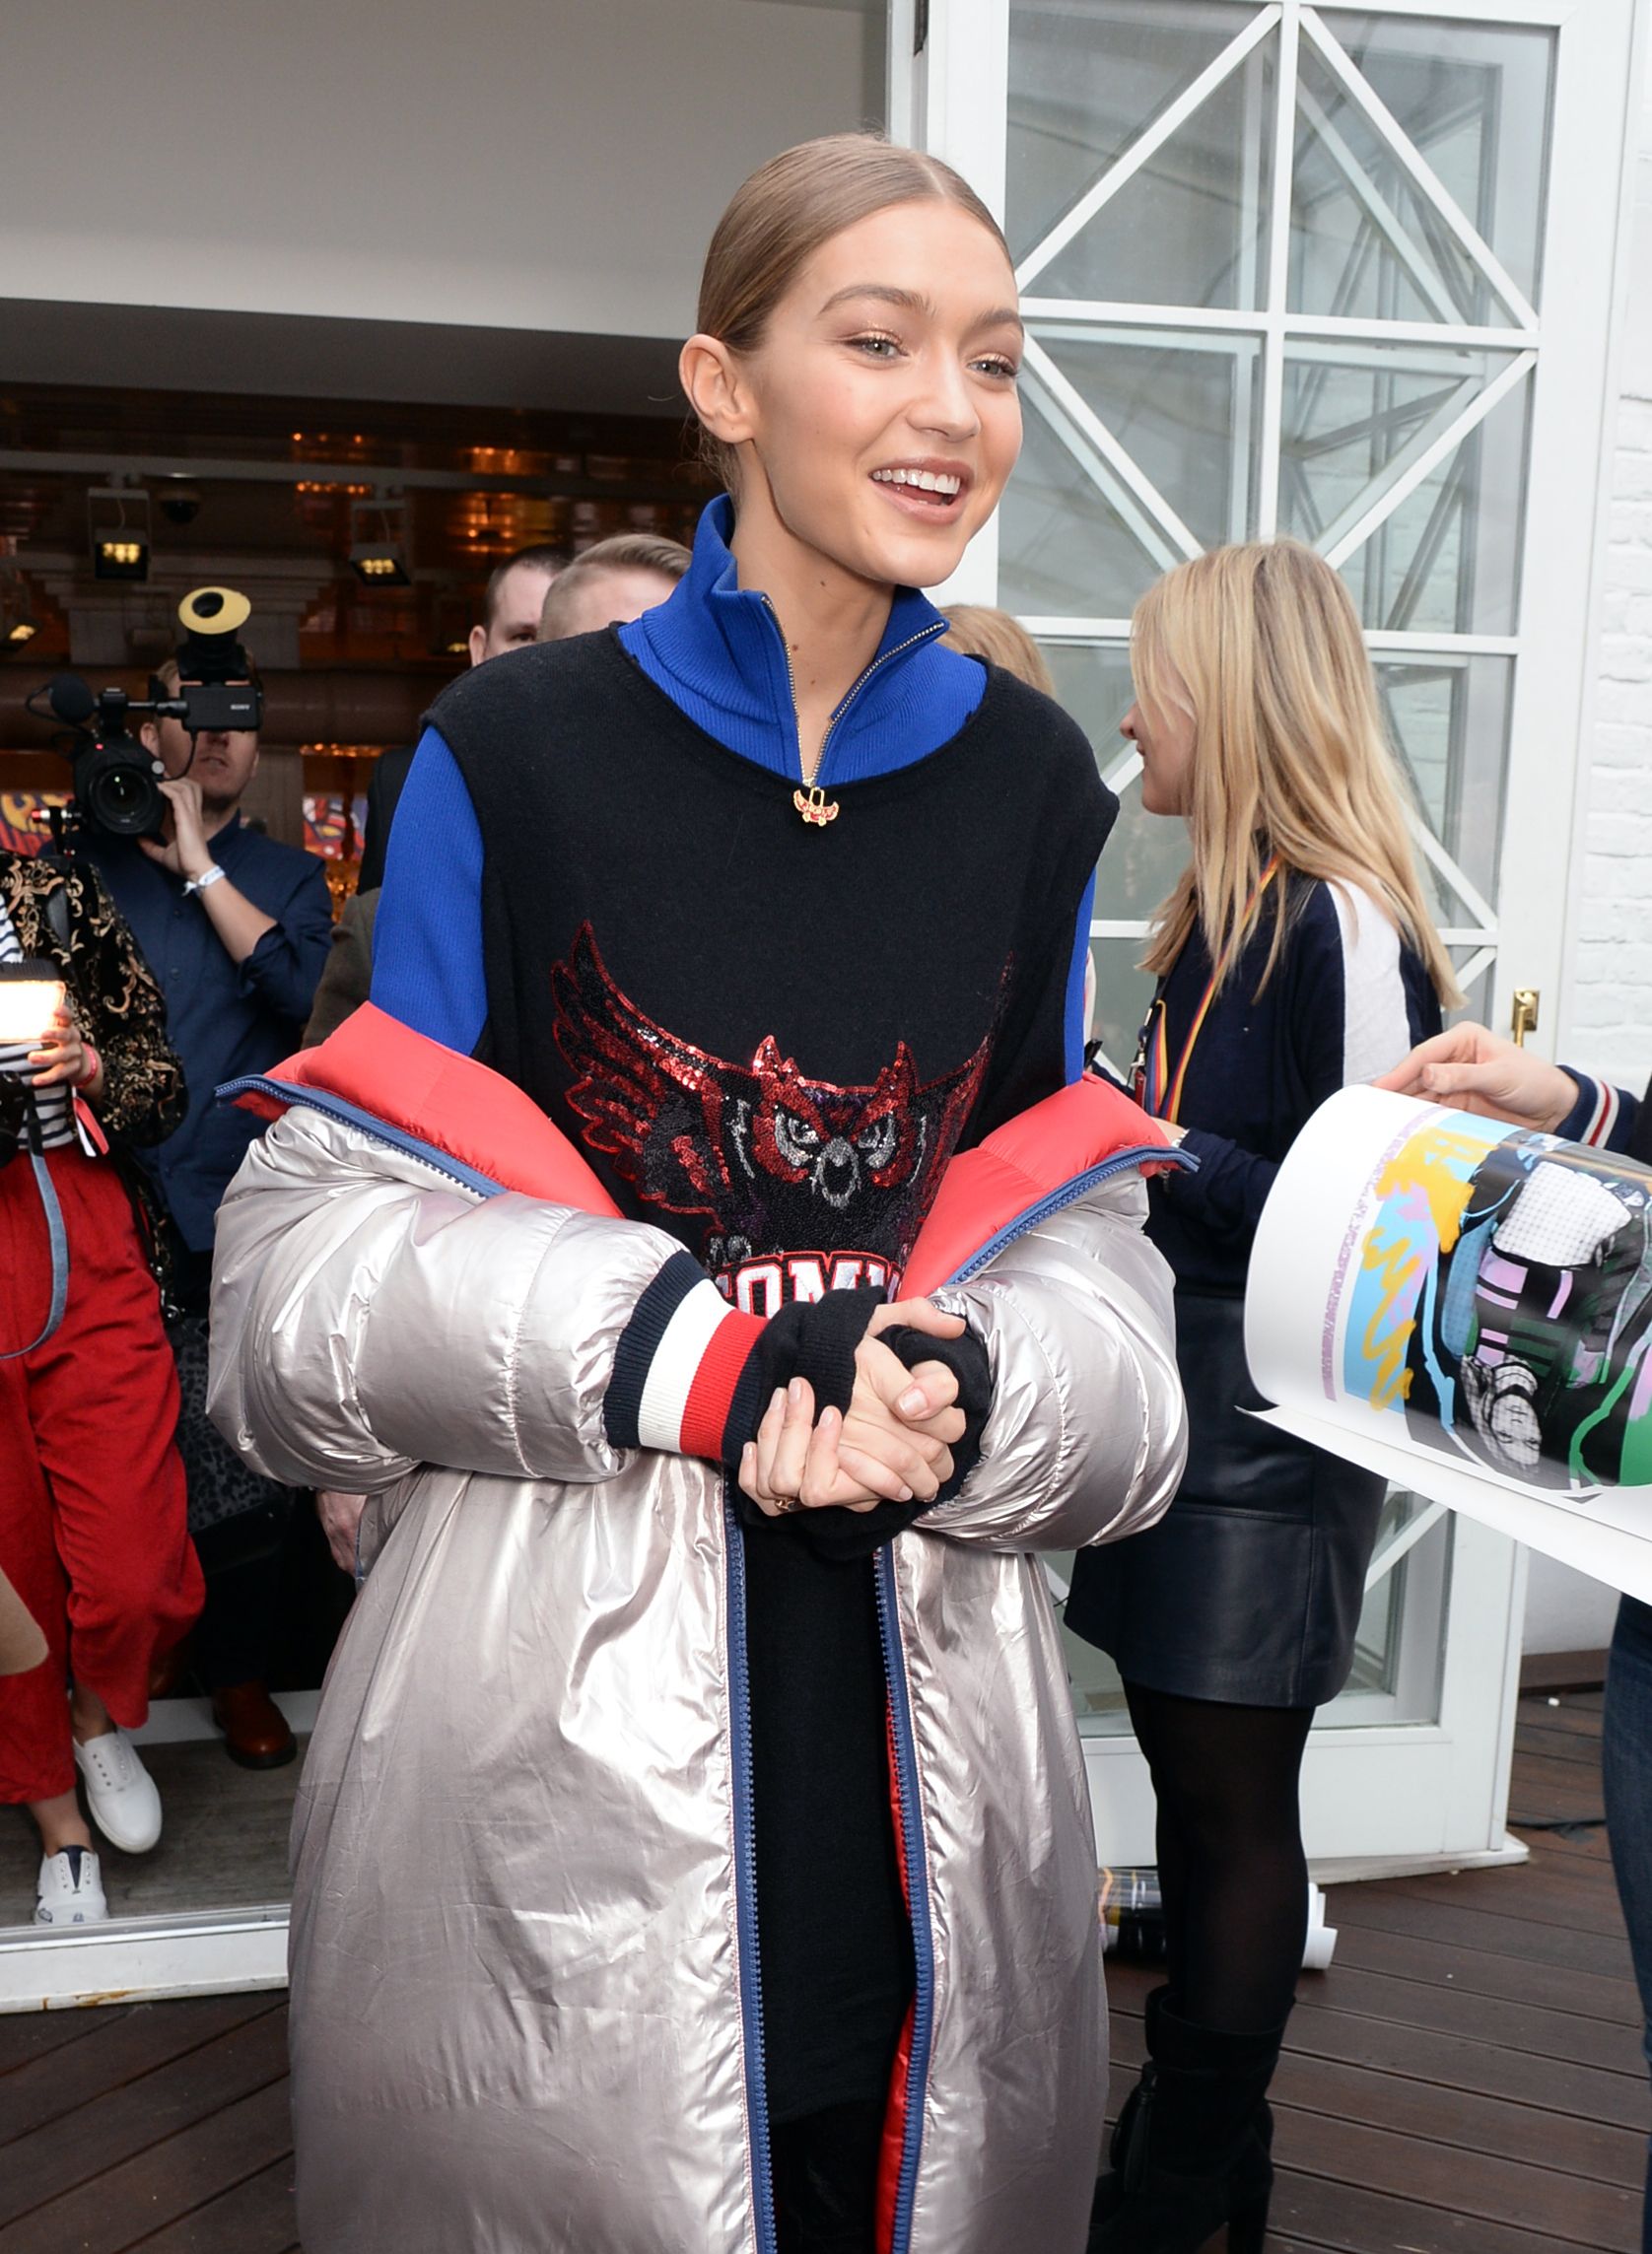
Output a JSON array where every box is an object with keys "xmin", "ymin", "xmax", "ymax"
[{"xmin": 942, "ymin": 0, "xmax": 1618, "ymax": 1868}]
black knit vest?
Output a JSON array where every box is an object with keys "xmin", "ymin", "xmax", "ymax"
[{"xmin": 431, "ymin": 629, "xmax": 1114, "ymax": 1303}]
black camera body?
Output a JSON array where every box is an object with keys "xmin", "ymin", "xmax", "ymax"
[
  {"xmin": 58, "ymin": 683, "xmax": 171, "ymax": 840},
  {"xmin": 35, "ymin": 587, "xmax": 264, "ymax": 843}
]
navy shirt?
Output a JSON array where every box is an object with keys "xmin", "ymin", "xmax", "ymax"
[
  {"xmin": 86, "ymin": 816, "xmax": 334, "ymax": 1251},
  {"xmin": 1145, "ymin": 874, "xmax": 1442, "ymax": 1295}
]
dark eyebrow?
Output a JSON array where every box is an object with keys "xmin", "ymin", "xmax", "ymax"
[{"xmin": 816, "ymin": 282, "xmax": 1025, "ymax": 337}]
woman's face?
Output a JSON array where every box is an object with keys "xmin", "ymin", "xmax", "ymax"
[
  {"xmin": 710, "ymin": 200, "xmax": 1024, "ymax": 591},
  {"xmin": 1122, "ymin": 684, "xmax": 1197, "ymax": 817}
]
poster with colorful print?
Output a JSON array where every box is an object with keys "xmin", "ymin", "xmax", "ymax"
[{"xmin": 1245, "ymin": 1086, "xmax": 1652, "ymax": 1601}]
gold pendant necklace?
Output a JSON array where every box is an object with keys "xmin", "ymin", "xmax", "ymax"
[{"xmin": 793, "ymin": 785, "xmax": 839, "ymax": 827}]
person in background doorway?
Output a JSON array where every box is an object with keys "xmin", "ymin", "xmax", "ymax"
[
  {"xmin": 306, "ymin": 532, "xmax": 691, "ymax": 1581},
  {"xmin": 938, "ymin": 599, "xmax": 1057, "ymax": 694},
  {"xmin": 1377, "ymin": 1019, "xmax": 1652, "ymax": 2254},
  {"xmin": 355, "ymin": 542, "xmax": 569, "ymax": 890},
  {"xmin": 1067, "ymin": 542, "xmax": 1459, "ymax": 2254},
  {"xmin": 0, "ymin": 847, "xmax": 201, "ymax": 1926},
  {"xmin": 534, "ymin": 530, "xmax": 691, "ymax": 642},
  {"xmin": 83, "ymin": 633, "xmax": 332, "ymax": 1770}
]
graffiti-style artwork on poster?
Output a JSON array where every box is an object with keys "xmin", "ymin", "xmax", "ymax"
[
  {"xmin": 1342, "ymin": 1117, "xmax": 1652, "ymax": 1492},
  {"xmin": 1245, "ymin": 1086, "xmax": 1652, "ymax": 1601}
]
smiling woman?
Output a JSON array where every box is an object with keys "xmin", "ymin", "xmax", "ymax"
[{"xmin": 209, "ymin": 132, "xmax": 1186, "ymax": 2254}]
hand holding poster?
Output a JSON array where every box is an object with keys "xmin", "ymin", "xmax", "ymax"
[{"xmin": 1245, "ymin": 1085, "xmax": 1652, "ymax": 1601}]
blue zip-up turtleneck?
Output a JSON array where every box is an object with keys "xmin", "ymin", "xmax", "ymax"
[
  {"xmin": 372, "ymin": 497, "xmax": 1093, "ymax": 1063},
  {"xmin": 618, "ymin": 494, "xmax": 980, "ymax": 785}
]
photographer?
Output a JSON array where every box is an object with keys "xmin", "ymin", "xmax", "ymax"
[
  {"xmin": 83, "ymin": 598, "xmax": 332, "ymax": 1767},
  {"xmin": 0, "ymin": 846, "xmax": 201, "ymax": 1926}
]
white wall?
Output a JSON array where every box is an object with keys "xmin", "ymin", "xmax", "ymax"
[
  {"xmin": 1529, "ymin": 69, "xmax": 1652, "ymax": 1660},
  {"xmin": 0, "ymin": 0, "xmax": 879, "ymax": 341}
]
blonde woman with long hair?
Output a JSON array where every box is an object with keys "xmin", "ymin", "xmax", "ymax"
[{"xmin": 1068, "ymin": 541, "xmax": 1459, "ymax": 2254}]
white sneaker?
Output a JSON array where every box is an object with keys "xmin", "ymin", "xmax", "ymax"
[
  {"xmin": 74, "ymin": 1726, "xmax": 163, "ymax": 1853},
  {"xmin": 34, "ymin": 1846, "xmax": 107, "ymax": 1926}
]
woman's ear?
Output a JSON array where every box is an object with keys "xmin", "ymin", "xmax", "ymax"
[{"xmin": 679, "ymin": 333, "xmax": 754, "ymax": 451}]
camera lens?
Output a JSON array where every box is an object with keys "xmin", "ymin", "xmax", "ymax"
[{"xmin": 80, "ymin": 746, "xmax": 167, "ymax": 838}]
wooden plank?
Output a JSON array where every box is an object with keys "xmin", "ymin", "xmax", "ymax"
[
  {"xmin": 0, "ymin": 1996, "xmax": 283, "ymax": 2148},
  {"xmin": 1516, "ymin": 1700, "xmax": 1607, "ymax": 1747},
  {"xmin": 1333, "ymin": 1878, "xmax": 1636, "ymax": 1979},
  {"xmin": 1107, "ymin": 2053, "xmax": 1643, "ymax": 2192},
  {"xmin": 1327, "ymin": 1915, "xmax": 1643, "ymax": 2026},
  {"xmin": 1268, "ymin": 2053, "xmax": 1644, "ymax": 2189},
  {"xmin": 117, "ymin": 2155, "xmax": 297, "ymax": 2254},
  {"xmin": 1292, "ymin": 1963, "xmax": 1647, "ymax": 2075},
  {"xmin": 0, "ymin": 2007, "xmax": 290, "ymax": 2229},
  {"xmin": 1273, "ymin": 2109, "xmax": 1643, "ymax": 2249},
  {"xmin": 1108, "ymin": 2003, "xmax": 1649, "ymax": 2132},
  {"xmin": 1386, "ymin": 1864, "xmax": 1629, "ymax": 1940},
  {"xmin": 1521, "ymin": 1648, "xmax": 1610, "ymax": 1693},
  {"xmin": 1505, "ymin": 1747, "xmax": 1612, "ymax": 1813},
  {"xmin": 0, "ymin": 2077, "xmax": 293, "ymax": 2254},
  {"xmin": 0, "ymin": 2007, "xmax": 129, "ymax": 2079},
  {"xmin": 1271, "ymin": 2164, "xmax": 1638, "ymax": 2254}
]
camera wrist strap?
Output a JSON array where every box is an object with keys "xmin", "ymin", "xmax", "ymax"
[{"xmin": 1, "ymin": 1098, "xmax": 69, "ymax": 1361}]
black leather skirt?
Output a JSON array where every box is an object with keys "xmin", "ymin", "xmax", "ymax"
[{"xmin": 1066, "ymin": 1289, "xmax": 1387, "ymax": 1710}]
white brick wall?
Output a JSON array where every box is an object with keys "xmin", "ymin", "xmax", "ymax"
[{"xmin": 1569, "ymin": 139, "xmax": 1652, "ymax": 1092}]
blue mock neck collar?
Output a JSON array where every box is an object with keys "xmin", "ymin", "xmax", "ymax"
[{"xmin": 620, "ymin": 496, "xmax": 980, "ymax": 787}]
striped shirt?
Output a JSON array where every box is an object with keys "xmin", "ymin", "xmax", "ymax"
[{"xmin": 0, "ymin": 893, "xmax": 74, "ymax": 1148}]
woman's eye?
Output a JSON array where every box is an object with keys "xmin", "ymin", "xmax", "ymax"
[
  {"xmin": 973, "ymin": 356, "xmax": 1020, "ymax": 381},
  {"xmin": 851, "ymin": 334, "xmax": 901, "ymax": 360}
]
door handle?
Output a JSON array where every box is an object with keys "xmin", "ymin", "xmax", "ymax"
[{"xmin": 1510, "ymin": 988, "xmax": 1540, "ymax": 1047}]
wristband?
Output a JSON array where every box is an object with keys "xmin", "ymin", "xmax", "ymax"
[
  {"xmin": 76, "ymin": 1044, "xmax": 102, "ymax": 1091},
  {"xmin": 182, "ymin": 863, "xmax": 227, "ymax": 897}
]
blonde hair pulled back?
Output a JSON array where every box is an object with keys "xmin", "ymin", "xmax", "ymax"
[
  {"xmin": 693, "ymin": 134, "xmax": 1010, "ymax": 489},
  {"xmin": 1136, "ymin": 540, "xmax": 1461, "ymax": 1007}
]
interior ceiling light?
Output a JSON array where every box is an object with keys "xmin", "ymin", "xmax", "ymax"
[
  {"xmin": 6, "ymin": 616, "xmax": 38, "ymax": 644},
  {"xmin": 347, "ymin": 492, "xmax": 411, "ymax": 587},
  {"xmin": 87, "ymin": 484, "xmax": 152, "ymax": 582},
  {"xmin": 350, "ymin": 544, "xmax": 410, "ymax": 585}
]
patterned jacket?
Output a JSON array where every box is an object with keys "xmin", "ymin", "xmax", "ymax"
[{"xmin": 0, "ymin": 851, "xmax": 185, "ymax": 1145}]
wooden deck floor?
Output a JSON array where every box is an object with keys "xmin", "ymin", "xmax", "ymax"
[{"xmin": 0, "ymin": 1687, "xmax": 1644, "ymax": 2253}]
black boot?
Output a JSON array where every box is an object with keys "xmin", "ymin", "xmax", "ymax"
[
  {"xmin": 1089, "ymin": 1985, "xmax": 1172, "ymax": 2229},
  {"xmin": 1086, "ymin": 2000, "xmax": 1283, "ymax": 2253}
]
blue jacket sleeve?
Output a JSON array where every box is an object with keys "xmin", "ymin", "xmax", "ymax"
[
  {"xmin": 1165, "ymin": 886, "xmax": 1437, "ymax": 1248},
  {"xmin": 1555, "ymin": 1072, "xmax": 1640, "ymax": 1152},
  {"xmin": 237, "ymin": 851, "xmax": 335, "ymax": 1031},
  {"xmin": 369, "ymin": 726, "xmax": 489, "ymax": 1056},
  {"xmin": 1064, "ymin": 875, "xmax": 1095, "ymax": 1084}
]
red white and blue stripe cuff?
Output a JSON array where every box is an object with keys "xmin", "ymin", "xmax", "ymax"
[
  {"xmin": 1558, "ymin": 1071, "xmax": 1620, "ymax": 1149},
  {"xmin": 605, "ymin": 1251, "xmax": 765, "ymax": 1463}
]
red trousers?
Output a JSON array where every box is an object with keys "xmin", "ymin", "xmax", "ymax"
[{"xmin": 0, "ymin": 1143, "xmax": 202, "ymax": 1804}]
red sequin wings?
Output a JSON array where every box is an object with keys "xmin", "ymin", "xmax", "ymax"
[{"xmin": 550, "ymin": 924, "xmax": 991, "ymax": 1292}]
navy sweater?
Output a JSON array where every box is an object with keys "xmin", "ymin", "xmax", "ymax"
[{"xmin": 1146, "ymin": 874, "xmax": 1442, "ymax": 1296}]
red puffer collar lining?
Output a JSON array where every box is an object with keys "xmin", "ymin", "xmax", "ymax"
[{"xmin": 239, "ymin": 1004, "xmax": 1179, "ymax": 1286}]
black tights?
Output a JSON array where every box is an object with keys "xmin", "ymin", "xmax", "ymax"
[{"xmin": 1124, "ymin": 1681, "xmax": 1315, "ymax": 2035}]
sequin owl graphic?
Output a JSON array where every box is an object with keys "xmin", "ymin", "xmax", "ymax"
[{"xmin": 550, "ymin": 925, "xmax": 989, "ymax": 1278}]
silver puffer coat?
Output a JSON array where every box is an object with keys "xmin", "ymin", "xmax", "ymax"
[{"xmin": 208, "ymin": 1047, "xmax": 1185, "ymax": 2254}]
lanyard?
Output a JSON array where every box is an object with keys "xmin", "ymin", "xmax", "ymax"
[{"xmin": 1132, "ymin": 857, "xmax": 1280, "ymax": 1125}]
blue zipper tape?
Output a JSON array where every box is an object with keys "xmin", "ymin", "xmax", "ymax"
[
  {"xmin": 216, "ymin": 1075, "xmax": 509, "ymax": 1199},
  {"xmin": 723, "ymin": 1499, "xmax": 778, "ymax": 2254},
  {"xmin": 874, "ymin": 1543, "xmax": 936, "ymax": 2254}
]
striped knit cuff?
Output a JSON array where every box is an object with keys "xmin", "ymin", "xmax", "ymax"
[
  {"xmin": 605, "ymin": 1251, "xmax": 766, "ymax": 1464},
  {"xmin": 1555, "ymin": 1071, "xmax": 1621, "ymax": 1150}
]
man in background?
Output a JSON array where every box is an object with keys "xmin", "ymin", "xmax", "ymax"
[
  {"xmin": 85, "ymin": 626, "xmax": 332, "ymax": 1768},
  {"xmin": 306, "ymin": 531, "xmax": 690, "ymax": 1579},
  {"xmin": 355, "ymin": 542, "xmax": 568, "ymax": 890}
]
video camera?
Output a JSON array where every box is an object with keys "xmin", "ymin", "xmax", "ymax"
[{"xmin": 33, "ymin": 587, "xmax": 263, "ymax": 841}]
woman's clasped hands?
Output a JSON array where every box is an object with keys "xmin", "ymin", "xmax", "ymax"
[{"xmin": 739, "ymin": 1298, "xmax": 971, "ymax": 1518}]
